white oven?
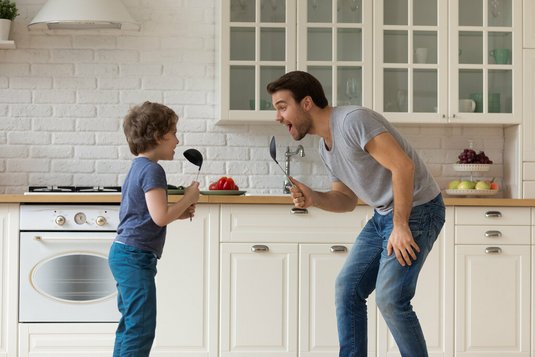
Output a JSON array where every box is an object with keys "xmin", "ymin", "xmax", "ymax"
[{"xmin": 19, "ymin": 204, "xmax": 121, "ymax": 322}]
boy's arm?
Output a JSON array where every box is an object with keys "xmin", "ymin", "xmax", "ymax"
[{"xmin": 145, "ymin": 182, "xmax": 200, "ymax": 226}]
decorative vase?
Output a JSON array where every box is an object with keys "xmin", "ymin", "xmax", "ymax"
[{"xmin": 0, "ymin": 19, "xmax": 11, "ymax": 41}]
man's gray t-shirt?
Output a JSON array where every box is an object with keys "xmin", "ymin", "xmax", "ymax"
[
  {"xmin": 115, "ymin": 157, "xmax": 168, "ymax": 258},
  {"xmin": 319, "ymin": 106, "xmax": 440, "ymax": 214}
]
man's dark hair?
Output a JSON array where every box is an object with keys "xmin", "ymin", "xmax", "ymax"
[
  {"xmin": 266, "ymin": 71, "xmax": 328, "ymax": 108},
  {"xmin": 123, "ymin": 101, "xmax": 178, "ymax": 156}
]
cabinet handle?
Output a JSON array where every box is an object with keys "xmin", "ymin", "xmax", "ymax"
[
  {"xmin": 290, "ymin": 207, "xmax": 308, "ymax": 215},
  {"xmin": 452, "ymin": 114, "xmax": 456, "ymax": 118},
  {"xmin": 330, "ymin": 245, "xmax": 347, "ymax": 253},
  {"xmin": 484, "ymin": 230, "xmax": 502, "ymax": 238},
  {"xmin": 485, "ymin": 247, "xmax": 502, "ymax": 254},
  {"xmin": 251, "ymin": 245, "xmax": 269, "ymax": 253},
  {"xmin": 485, "ymin": 211, "xmax": 502, "ymax": 218}
]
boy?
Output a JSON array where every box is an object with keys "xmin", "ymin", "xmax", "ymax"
[{"xmin": 108, "ymin": 101, "xmax": 200, "ymax": 356}]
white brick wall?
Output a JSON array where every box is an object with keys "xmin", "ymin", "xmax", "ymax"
[{"xmin": 0, "ymin": 0, "xmax": 504, "ymax": 194}]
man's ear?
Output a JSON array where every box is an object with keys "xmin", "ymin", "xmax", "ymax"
[{"xmin": 301, "ymin": 96, "xmax": 313, "ymax": 111}]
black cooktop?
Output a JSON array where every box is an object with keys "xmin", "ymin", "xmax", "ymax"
[{"xmin": 28, "ymin": 186, "xmax": 122, "ymax": 193}]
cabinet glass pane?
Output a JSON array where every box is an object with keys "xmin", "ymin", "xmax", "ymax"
[
  {"xmin": 384, "ymin": 0, "xmax": 408, "ymax": 25},
  {"xmin": 231, "ymin": 0, "xmax": 255, "ymax": 22},
  {"xmin": 488, "ymin": 0, "xmax": 512, "ymax": 27},
  {"xmin": 384, "ymin": 30, "xmax": 408, "ymax": 64},
  {"xmin": 413, "ymin": 0, "xmax": 437, "ymax": 26},
  {"xmin": 230, "ymin": 66, "xmax": 255, "ymax": 110},
  {"xmin": 308, "ymin": 66, "xmax": 333, "ymax": 104},
  {"xmin": 308, "ymin": 0, "xmax": 332, "ymax": 23},
  {"xmin": 459, "ymin": 31, "xmax": 483, "ymax": 64},
  {"xmin": 488, "ymin": 32, "xmax": 512, "ymax": 64},
  {"xmin": 261, "ymin": 28, "xmax": 285, "ymax": 61},
  {"xmin": 489, "ymin": 69, "xmax": 512, "ymax": 113},
  {"xmin": 384, "ymin": 69, "xmax": 408, "ymax": 112},
  {"xmin": 413, "ymin": 69, "xmax": 437, "ymax": 113},
  {"xmin": 260, "ymin": 0, "xmax": 286, "ymax": 22},
  {"xmin": 414, "ymin": 31, "xmax": 437, "ymax": 64},
  {"xmin": 459, "ymin": 69, "xmax": 483, "ymax": 112},
  {"xmin": 231, "ymin": 27, "xmax": 255, "ymax": 61},
  {"xmin": 459, "ymin": 0, "xmax": 483, "ymax": 26},
  {"xmin": 308, "ymin": 28, "xmax": 332, "ymax": 61},
  {"xmin": 337, "ymin": 28, "xmax": 362, "ymax": 61},
  {"xmin": 337, "ymin": 0, "xmax": 362, "ymax": 23},
  {"xmin": 260, "ymin": 66, "xmax": 285, "ymax": 110},
  {"xmin": 337, "ymin": 67, "xmax": 362, "ymax": 105}
]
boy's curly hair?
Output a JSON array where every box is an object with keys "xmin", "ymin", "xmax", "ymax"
[{"xmin": 123, "ymin": 101, "xmax": 178, "ymax": 156}]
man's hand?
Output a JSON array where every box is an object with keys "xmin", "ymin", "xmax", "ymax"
[
  {"xmin": 289, "ymin": 177, "xmax": 314, "ymax": 208},
  {"xmin": 387, "ymin": 225, "xmax": 420, "ymax": 266}
]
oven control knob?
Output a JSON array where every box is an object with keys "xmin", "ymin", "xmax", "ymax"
[
  {"xmin": 96, "ymin": 216, "xmax": 107, "ymax": 226},
  {"xmin": 55, "ymin": 215, "xmax": 66, "ymax": 226}
]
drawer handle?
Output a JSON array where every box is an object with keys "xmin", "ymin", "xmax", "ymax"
[
  {"xmin": 485, "ymin": 247, "xmax": 502, "ymax": 254},
  {"xmin": 290, "ymin": 207, "xmax": 308, "ymax": 215},
  {"xmin": 251, "ymin": 245, "xmax": 269, "ymax": 253},
  {"xmin": 484, "ymin": 230, "xmax": 502, "ymax": 238},
  {"xmin": 485, "ymin": 211, "xmax": 502, "ymax": 218},
  {"xmin": 330, "ymin": 245, "xmax": 347, "ymax": 253}
]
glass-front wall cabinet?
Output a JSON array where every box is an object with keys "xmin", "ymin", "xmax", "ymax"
[
  {"xmin": 375, "ymin": 0, "xmax": 520, "ymax": 124},
  {"xmin": 220, "ymin": 0, "xmax": 372, "ymax": 123}
]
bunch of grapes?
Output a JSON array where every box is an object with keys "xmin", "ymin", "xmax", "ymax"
[{"xmin": 457, "ymin": 149, "xmax": 493, "ymax": 164}]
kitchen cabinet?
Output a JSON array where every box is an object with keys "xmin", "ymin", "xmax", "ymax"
[
  {"xmin": 218, "ymin": 0, "xmax": 373, "ymax": 123},
  {"xmin": 374, "ymin": 0, "xmax": 522, "ymax": 124},
  {"xmin": 524, "ymin": 0, "xmax": 535, "ymax": 48},
  {"xmin": 0, "ymin": 205, "xmax": 18, "ymax": 357},
  {"xmin": 522, "ymin": 50, "xmax": 535, "ymax": 197},
  {"xmin": 376, "ymin": 207, "xmax": 454, "ymax": 357},
  {"xmin": 153, "ymin": 204, "xmax": 220, "ymax": 356},
  {"xmin": 454, "ymin": 206, "xmax": 531, "ymax": 357}
]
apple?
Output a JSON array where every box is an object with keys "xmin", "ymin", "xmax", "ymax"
[
  {"xmin": 448, "ymin": 180, "xmax": 460, "ymax": 189},
  {"xmin": 475, "ymin": 180, "xmax": 491, "ymax": 190},
  {"xmin": 457, "ymin": 180, "xmax": 476, "ymax": 190}
]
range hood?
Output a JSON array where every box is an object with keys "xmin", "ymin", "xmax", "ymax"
[{"xmin": 28, "ymin": 0, "xmax": 140, "ymax": 30}]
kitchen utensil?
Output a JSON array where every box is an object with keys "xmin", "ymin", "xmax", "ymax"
[
  {"xmin": 200, "ymin": 190, "xmax": 246, "ymax": 196},
  {"xmin": 269, "ymin": 136, "xmax": 295, "ymax": 188},
  {"xmin": 183, "ymin": 148, "xmax": 203, "ymax": 221},
  {"xmin": 183, "ymin": 148, "xmax": 203, "ymax": 181}
]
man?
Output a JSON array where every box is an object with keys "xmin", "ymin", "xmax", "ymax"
[{"xmin": 267, "ymin": 71, "xmax": 445, "ymax": 357}]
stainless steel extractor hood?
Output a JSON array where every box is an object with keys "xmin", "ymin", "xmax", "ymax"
[{"xmin": 28, "ymin": 0, "xmax": 140, "ymax": 30}]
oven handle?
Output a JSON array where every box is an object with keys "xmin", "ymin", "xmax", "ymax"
[{"xmin": 33, "ymin": 235, "xmax": 114, "ymax": 242}]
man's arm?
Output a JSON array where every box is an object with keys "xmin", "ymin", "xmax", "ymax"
[
  {"xmin": 290, "ymin": 179, "xmax": 358, "ymax": 213},
  {"xmin": 364, "ymin": 132, "xmax": 417, "ymax": 266}
]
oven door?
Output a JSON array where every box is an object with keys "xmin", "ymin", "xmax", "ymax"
[{"xmin": 19, "ymin": 231, "xmax": 120, "ymax": 322}]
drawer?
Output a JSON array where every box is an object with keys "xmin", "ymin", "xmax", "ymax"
[
  {"xmin": 455, "ymin": 207, "xmax": 531, "ymax": 225},
  {"xmin": 220, "ymin": 204, "xmax": 372, "ymax": 243},
  {"xmin": 455, "ymin": 225, "xmax": 531, "ymax": 245}
]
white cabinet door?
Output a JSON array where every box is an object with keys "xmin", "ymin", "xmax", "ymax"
[
  {"xmin": 0, "ymin": 205, "xmax": 18, "ymax": 357},
  {"xmin": 220, "ymin": 243, "xmax": 298, "ymax": 357},
  {"xmin": 522, "ymin": 50, "xmax": 535, "ymax": 168},
  {"xmin": 152, "ymin": 204, "xmax": 219, "ymax": 357},
  {"xmin": 524, "ymin": 0, "xmax": 535, "ymax": 48},
  {"xmin": 299, "ymin": 243, "xmax": 377, "ymax": 357},
  {"xmin": 377, "ymin": 206, "xmax": 454, "ymax": 357},
  {"xmin": 19, "ymin": 323, "xmax": 116, "ymax": 357},
  {"xmin": 455, "ymin": 245, "xmax": 530, "ymax": 357}
]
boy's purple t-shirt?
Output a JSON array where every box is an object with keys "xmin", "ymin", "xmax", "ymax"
[{"xmin": 115, "ymin": 157, "xmax": 168, "ymax": 258}]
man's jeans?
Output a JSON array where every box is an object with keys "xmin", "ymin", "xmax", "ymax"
[
  {"xmin": 335, "ymin": 194, "xmax": 445, "ymax": 357},
  {"xmin": 108, "ymin": 242, "xmax": 158, "ymax": 357}
]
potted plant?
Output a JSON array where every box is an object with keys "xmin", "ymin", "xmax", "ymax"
[{"xmin": 0, "ymin": 0, "xmax": 19, "ymax": 41}]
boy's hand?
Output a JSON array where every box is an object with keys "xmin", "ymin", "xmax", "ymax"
[
  {"xmin": 184, "ymin": 181, "xmax": 200, "ymax": 204},
  {"xmin": 179, "ymin": 203, "xmax": 196, "ymax": 220}
]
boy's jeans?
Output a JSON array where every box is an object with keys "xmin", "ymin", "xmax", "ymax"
[
  {"xmin": 335, "ymin": 194, "xmax": 445, "ymax": 357},
  {"xmin": 108, "ymin": 242, "xmax": 158, "ymax": 357}
]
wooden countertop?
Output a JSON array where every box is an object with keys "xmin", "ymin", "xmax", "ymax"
[{"xmin": 1, "ymin": 194, "xmax": 535, "ymax": 206}]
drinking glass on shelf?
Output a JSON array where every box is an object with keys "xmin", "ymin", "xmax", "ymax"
[{"xmin": 345, "ymin": 78, "xmax": 360, "ymax": 105}]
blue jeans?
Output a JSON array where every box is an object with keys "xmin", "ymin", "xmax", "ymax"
[
  {"xmin": 335, "ymin": 194, "xmax": 445, "ymax": 357},
  {"xmin": 108, "ymin": 242, "xmax": 158, "ymax": 357}
]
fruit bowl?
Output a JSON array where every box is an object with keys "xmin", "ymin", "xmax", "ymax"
[
  {"xmin": 453, "ymin": 163, "xmax": 491, "ymax": 172},
  {"xmin": 445, "ymin": 189, "xmax": 498, "ymax": 196}
]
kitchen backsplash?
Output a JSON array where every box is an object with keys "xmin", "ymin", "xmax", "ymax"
[{"xmin": 0, "ymin": 0, "xmax": 503, "ymax": 194}]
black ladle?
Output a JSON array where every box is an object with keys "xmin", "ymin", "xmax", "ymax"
[
  {"xmin": 269, "ymin": 136, "xmax": 295, "ymax": 187},
  {"xmin": 183, "ymin": 148, "xmax": 203, "ymax": 181}
]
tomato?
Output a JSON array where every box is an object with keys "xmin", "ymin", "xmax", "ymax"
[
  {"xmin": 490, "ymin": 182, "xmax": 499, "ymax": 190},
  {"xmin": 209, "ymin": 182, "xmax": 218, "ymax": 190},
  {"xmin": 222, "ymin": 177, "xmax": 235, "ymax": 190},
  {"xmin": 216, "ymin": 176, "xmax": 228, "ymax": 190}
]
